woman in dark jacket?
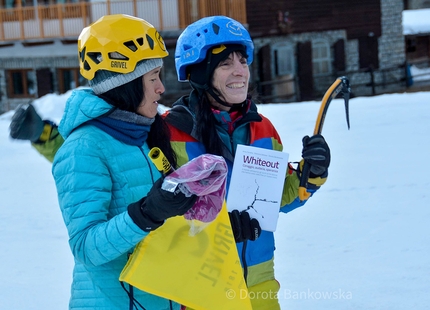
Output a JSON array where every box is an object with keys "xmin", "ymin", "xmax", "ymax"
[{"xmin": 164, "ymin": 15, "xmax": 331, "ymax": 309}]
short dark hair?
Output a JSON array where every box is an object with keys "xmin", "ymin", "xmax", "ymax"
[{"xmin": 99, "ymin": 76, "xmax": 144, "ymax": 113}]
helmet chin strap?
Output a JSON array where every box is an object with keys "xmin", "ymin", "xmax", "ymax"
[
  {"xmin": 206, "ymin": 87, "xmax": 234, "ymax": 108},
  {"xmin": 200, "ymin": 51, "xmax": 233, "ymax": 108},
  {"xmin": 207, "ymin": 87, "xmax": 247, "ymax": 109},
  {"xmin": 189, "ymin": 80, "xmax": 233, "ymax": 108}
]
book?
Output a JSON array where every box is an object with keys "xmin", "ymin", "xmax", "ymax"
[{"xmin": 226, "ymin": 144, "xmax": 289, "ymax": 232}]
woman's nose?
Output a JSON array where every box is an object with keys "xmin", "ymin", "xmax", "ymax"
[
  {"xmin": 232, "ymin": 60, "xmax": 247, "ymax": 76},
  {"xmin": 156, "ymin": 81, "xmax": 165, "ymax": 94}
]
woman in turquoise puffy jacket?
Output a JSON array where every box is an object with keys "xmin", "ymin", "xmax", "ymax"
[{"xmin": 52, "ymin": 14, "xmax": 196, "ymax": 310}]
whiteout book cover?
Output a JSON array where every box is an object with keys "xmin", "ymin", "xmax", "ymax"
[{"xmin": 227, "ymin": 144, "xmax": 289, "ymax": 232}]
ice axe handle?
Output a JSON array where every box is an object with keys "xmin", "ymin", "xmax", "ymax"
[
  {"xmin": 298, "ymin": 161, "xmax": 312, "ymax": 201},
  {"xmin": 297, "ymin": 76, "xmax": 350, "ymax": 201}
]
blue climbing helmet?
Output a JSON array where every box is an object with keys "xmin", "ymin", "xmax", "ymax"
[{"xmin": 175, "ymin": 15, "xmax": 254, "ymax": 82}]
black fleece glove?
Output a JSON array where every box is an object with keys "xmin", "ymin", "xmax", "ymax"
[
  {"xmin": 228, "ymin": 210, "xmax": 262, "ymax": 243},
  {"xmin": 128, "ymin": 177, "xmax": 198, "ymax": 232},
  {"xmin": 301, "ymin": 134, "xmax": 331, "ymax": 177},
  {"xmin": 9, "ymin": 103, "xmax": 45, "ymax": 142}
]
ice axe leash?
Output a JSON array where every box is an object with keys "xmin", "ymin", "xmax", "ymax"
[{"xmin": 298, "ymin": 76, "xmax": 351, "ymax": 201}]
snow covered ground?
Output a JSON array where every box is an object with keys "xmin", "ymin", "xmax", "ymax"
[{"xmin": 1, "ymin": 89, "xmax": 429, "ymax": 309}]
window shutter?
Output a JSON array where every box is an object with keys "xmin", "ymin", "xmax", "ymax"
[
  {"xmin": 36, "ymin": 68, "xmax": 53, "ymax": 98},
  {"xmin": 359, "ymin": 36, "xmax": 379, "ymax": 69},
  {"xmin": 297, "ymin": 41, "xmax": 314, "ymax": 101},
  {"xmin": 333, "ymin": 39, "xmax": 346, "ymax": 73},
  {"xmin": 258, "ymin": 44, "xmax": 272, "ymax": 100}
]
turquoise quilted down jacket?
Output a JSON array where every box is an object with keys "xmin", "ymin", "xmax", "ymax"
[{"xmin": 52, "ymin": 89, "xmax": 179, "ymax": 310}]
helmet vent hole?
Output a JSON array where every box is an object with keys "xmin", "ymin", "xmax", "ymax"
[
  {"xmin": 124, "ymin": 40, "xmax": 138, "ymax": 52},
  {"xmin": 87, "ymin": 52, "xmax": 102, "ymax": 64},
  {"xmin": 83, "ymin": 60, "xmax": 91, "ymax": 71},
  {"xmin": 136, "ymin": 37, "xmax": 144, "ymax": 46},
  {"xmin": 146, "ymin": 34, "xmax": 154, "ymax": 50},
  {"xmin": 108, "ymin": 52, "xmax": 129, "ymax": 60},
  {"xmin": 212, "ymin": 23, "xmax": 220, "ymax": 35},
  {"xmin": 79, "ymin": 47, "xmax": 86, "ymax": 62},
  {"xmin": 183, "ymin": 44, "xmax": 192, "ymax": 51}
]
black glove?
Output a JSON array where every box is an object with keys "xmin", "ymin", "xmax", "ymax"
[
  {"xmin": 228, "ymin": 210, "xmax": 261, "ymax": 243},
  {"xmin": 128, "ymin": 177, "xmax": 198, "ymax": 232},
  {"xmin": 301, "ymin": 134, "xmax": 331, "ymax": 177},
  {"xmin": 9, "ymin": 102, "xmax": 45, "ymax": 142}
]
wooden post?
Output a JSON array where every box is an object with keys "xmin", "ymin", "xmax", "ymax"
[
  {"xmin": 0, "ymin": 9, "xmax": 5, "ymax": 41},
  {"xmin": 17, "ymin": 1, "xmax": 24, "ymax": 40},
  {"xmin": 81, "ymin": 1, "xmax": 87, "ymax": 27},
  {"xmin": 157, "ymin": 0, "xmax": 163, "ymax": 30},
  {"xmin": 198, "ymin": 0, "xmax": 206, "ymax": 20},
  {"xmin": 178, "ymin": 0, "xmax": 186, "ymax": 29},
  {"xmin": 239, "ymin": 0, "xmax": 247, "ymax": 25},
  {"xmin": 107, "ymin": 0, "xmax": 111, "ymax": 15},
  {"xmin": 133, "ymin": 0, "xmax": 137, "ymax": 19},
  {"xmin": 58, "ymin": 4, "xmax": 64, "ymax": 38},
  {"xmin": 219, "ymin": 0, "xmax": 226, "ymax": 16},
  {"xmin": 368, "ymin": 66, "xmax": 375, "ymax": 95},
  {"xmin": 38, "ymin": 6, "xmax": 44, "ymax": 39}
]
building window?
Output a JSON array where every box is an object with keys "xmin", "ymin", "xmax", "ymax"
[
  {"xmin": 274, "ymin": 45, "xmax": 294, "ymax": 76},
  {"xmin": 58, "ymin": 68, "xmax": 86, "ymax": 93},
  {"xmin": 7, "ymin": 69, "xmax": 36, "ymax": 98},
  {"xmin": 406, "ymin": 37, "xmax": 417, "ymax": 53},
  {"xmin": 312, "ymin": 40, "xmax": 331, "ymax": 76}
]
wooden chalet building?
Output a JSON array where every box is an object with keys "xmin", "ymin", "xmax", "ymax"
[{"xmin": 0, "ymin": 0, "xmax": 405, "ymax": 112}]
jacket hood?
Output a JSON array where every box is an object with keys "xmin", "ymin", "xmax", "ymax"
[{"xmin": 59, "ymin": 88, "xmax": 114, "ymax": 139}]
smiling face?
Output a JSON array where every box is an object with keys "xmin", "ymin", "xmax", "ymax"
[
  {"xmin": 136, "ymin": 67, "xmax": 165, "ymax": 118},
  {"xmin": 209, "ymin": 51, "xmax": 250, "ymax": 111}
]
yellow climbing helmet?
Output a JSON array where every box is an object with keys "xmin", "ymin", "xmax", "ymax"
[{"xmin": 78, "ymin": 14, "xmax": 168, "ymax": 80}]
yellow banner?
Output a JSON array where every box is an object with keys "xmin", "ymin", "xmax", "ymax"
[{"xmin": 120, "ymin": 203, "xmax": 252, "ymax": 310}]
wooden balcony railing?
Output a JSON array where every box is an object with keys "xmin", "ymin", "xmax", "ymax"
[{"xmin": 0, "ymin": 0, "xmax": 247, "ymax": 42}]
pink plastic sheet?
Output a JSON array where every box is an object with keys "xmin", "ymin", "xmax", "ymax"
[{"xmin": 163, "ymin": 154, "xmax": 227, "ymax": 223}]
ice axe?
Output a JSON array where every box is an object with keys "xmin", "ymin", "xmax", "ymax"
[{"xmin": 298, "ymin": 76, "xmax": 351, "ymax": 201}]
